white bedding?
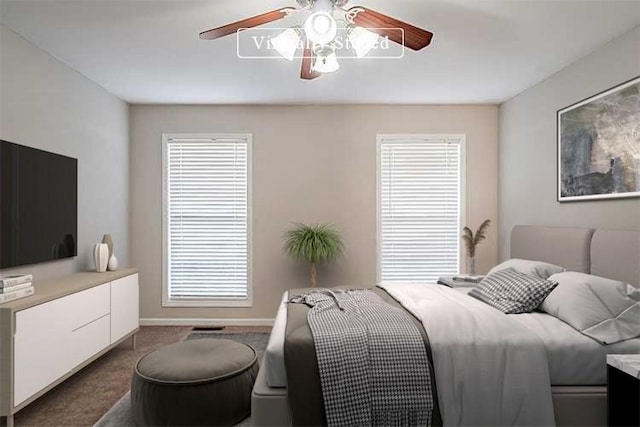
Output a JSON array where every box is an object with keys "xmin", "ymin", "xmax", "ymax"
[
  {"xmin": 265, "ymin": 291, "xmax": 288, "ymax": 388},
  {"xmin": 512, "ymin": 310, "xmax": 640, "ymax": 385},
  {"xmin": 450, "ymin": 287, "xmax": 640, "ymax": 385},
  {"xmin": 381, "ymin": 283, "xmax": 555, "ymax": 426},
  {"xmin": 264, "ymin": 285, "xmax": 640, "ymax": 409}
]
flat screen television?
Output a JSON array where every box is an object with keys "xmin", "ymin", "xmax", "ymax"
[{"xmin": 0, "ymin": 140, "xmax": 78, "ymax": 269}]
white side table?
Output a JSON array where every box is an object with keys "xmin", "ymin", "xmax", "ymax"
[{"xmin": 606, "ymin": 354, "xmax": 640, "ymax": 426}]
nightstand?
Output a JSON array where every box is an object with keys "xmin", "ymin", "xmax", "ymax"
[{"xmin": 607, "ymin": 354, "xmax": 640, "ymax": 426}]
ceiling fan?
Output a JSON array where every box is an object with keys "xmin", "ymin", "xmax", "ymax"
[{"xmin": 199, "ymin": 0, "xmax": 433, "ymax": 80}]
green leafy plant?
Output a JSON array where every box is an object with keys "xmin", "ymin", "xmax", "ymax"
[
  {"xmin": 462, "ymin": 219, "xmax": 491, "ymax": 258},
  {"xmin": 283, "ymin": 223, "xmax": 344, "ymax": 287}
]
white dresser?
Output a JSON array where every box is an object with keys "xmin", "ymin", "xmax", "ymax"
[{"xmin": 0, "ymin": 269, "xmax": 139, "ymax": 427}]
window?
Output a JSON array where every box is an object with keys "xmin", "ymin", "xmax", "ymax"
[
  {"xmin": 377, "ymin": 134, "xmax": 465, "ymax": 284},
  {"xmin": 162, "ymin": 134, "xmax": 251, "ymax": 307}
]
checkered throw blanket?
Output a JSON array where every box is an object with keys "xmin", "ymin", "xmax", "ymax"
[{"xmin": 290, "ymin": 289, "xmax": 433, "ymax": 427}]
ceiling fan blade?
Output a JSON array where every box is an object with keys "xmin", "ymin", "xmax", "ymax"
[
  {"xmin": 200, "ymin": 8, "xmax": 296, "ymax": 40},
  {"xmin": 347, "ymin": 6, "xmax": 433, "ymax": 51},
  {"xmin": 300, "ymin": 43, "xmax": 321, "ymax": 80}
]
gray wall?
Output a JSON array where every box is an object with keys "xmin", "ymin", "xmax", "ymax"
[
  {"xmin": 0, "ymin": 26, "xmax": 130, "ymax": 280},
  {"xmin": 130, "ymin": 104, "xmax": 498, "ymax": 321},
  {"xmin": 498, "ymin": 26, "xmax": 640, "ymax": 259}
]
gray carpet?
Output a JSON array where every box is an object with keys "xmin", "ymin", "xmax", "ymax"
[{"xmin": 93, "ymin": 332, "xmax": 269, "ymax": 427}]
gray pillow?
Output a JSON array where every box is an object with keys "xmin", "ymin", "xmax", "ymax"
[
  {"xmin": 540, "ymin": 272, "xmax": 640, "ymax": 345},
  {"xmin": 469, "ymin": 268, "xmax": 558, "ymax": 314},
  {"xmin": 487, "ymin": 258, "xmax": 565, "ymax": 279}
]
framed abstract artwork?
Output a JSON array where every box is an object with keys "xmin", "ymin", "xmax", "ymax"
[{"xmin": 557, "ymin": 76, "xmax": 640, "ymax": 202}]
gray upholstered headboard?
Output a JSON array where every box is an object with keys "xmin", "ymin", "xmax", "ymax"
[
  {"xmin": 510, "ymin": 225, "xmax": 640, "ymax": 288},
  {"xmin": 591, "ymin": 229, "xmax": 640, "ymax": 288},
  {"xmin": 510, "ymin": 225, "xmax": 594, "ymax": 273}
]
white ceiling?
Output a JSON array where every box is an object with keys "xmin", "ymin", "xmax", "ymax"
[{"xmin": 1, "ymin": 0, "xmax": 638, "ymax": 104}]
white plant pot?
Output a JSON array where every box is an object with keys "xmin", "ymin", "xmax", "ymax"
[
  {"xmin": 93, "ymin": 243, "xmax": 109, "ymax": 273},
  {"xmin": 108, "ymin": 253, "xmax": 118, "ymax": 271}
]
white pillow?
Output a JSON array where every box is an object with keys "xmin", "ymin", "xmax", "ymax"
[
  {"xmin": 487, "ymin": 258, "xmax": 565, "ymax": 279},
  {"xmin": 540, "ymin": 272, "xmax": 640, "ymax": 345}
]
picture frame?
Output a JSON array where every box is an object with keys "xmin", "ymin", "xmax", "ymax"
[{"xmin": 557, "ymin": 76, "xmax": 640, "ymax": 202}]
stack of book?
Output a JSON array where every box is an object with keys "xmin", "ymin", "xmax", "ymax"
[
  {"xmin": 0, "ymin": 274, "xmax": 34, "ymax": 304},
  {"xmin": 437, "ymin": 274, "xmax": 485, "ymax": 288},
  {"xmin": 452, "ymin": 274, "xmax": 485, "ymax": 283}
]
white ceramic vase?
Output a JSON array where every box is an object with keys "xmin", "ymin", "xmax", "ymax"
[
  {"xmin": 108, "ymin": 253, "xmax": 118, "ymax": 271},
  {"xmin": 93, "ymin": 243, "xmax": 109, "ymax": 273},
  {"xmin": 466, "ymin": 256, "xmax": 476, "ymax": 275},
  {"xmin": 102, "ymin": 234, "xmax": 114, "ymax": 258}
]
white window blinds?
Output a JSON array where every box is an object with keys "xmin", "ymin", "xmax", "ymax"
[
  {"xmin": 164, "ymin": 135, "xmax": 250, "ymax": 304},
  {"xmin": 378, "ymin": 135, "xmax": 463, "ymax": 284}
]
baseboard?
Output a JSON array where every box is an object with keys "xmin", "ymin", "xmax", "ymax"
[{"xmin": 140, "ymin": 318, "xmax": 275, "ymax": 327}]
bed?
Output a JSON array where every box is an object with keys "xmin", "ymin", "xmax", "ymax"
[{"xmin": 251, "ymin": 226, "xmax": 640, "ymax": 426}]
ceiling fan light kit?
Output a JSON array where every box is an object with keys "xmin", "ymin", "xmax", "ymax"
[
  {"xmin": 271, "ymin": 27, "xmax": 302, "ymax": 61},
  {"xmin": 199, "ymin": 0, "xmax": 433, "ymax": 79},
  {"xmin": 313, "ymin": 44, "xmax": 340, "ymax": 73},
  {"xmin": 304, "ymin": 0, "xmax": 338, "ymax": 45},
  {"xmin": 347, "ymin": 25, "xmax": 379, "ymax": 59},
  {"xmin": 304, "ymin": 11, "xmax": 338, "ymax": 45}
]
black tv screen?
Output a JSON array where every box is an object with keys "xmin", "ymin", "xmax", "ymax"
[{"xmin": 0, "ymin": 140, "xmax": 77, "ymax": 269}]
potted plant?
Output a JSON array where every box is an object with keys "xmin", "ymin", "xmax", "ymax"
[
  {"xmin": 461, "ymin": 219, "xmax": 491, "ymax": 275},
  {"xmin": 283, "ymin": 223, "xmax": 344, "ymax": 287}
]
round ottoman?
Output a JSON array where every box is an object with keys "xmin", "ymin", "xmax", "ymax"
[{"xmin": 131, "ymin": 339, "xmax": 258, "ymax": 426}]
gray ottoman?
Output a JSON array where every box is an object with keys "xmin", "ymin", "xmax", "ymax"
[{"xmin": 131, "ymin": 339, "xmax": 259, "ymax": 426}]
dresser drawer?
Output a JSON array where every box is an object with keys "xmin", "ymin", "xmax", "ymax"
[
  {"xmin": 62, "ymin": 284, "xmax": 110, "ymax": 330},
  {"xmin": 68, "ymin": 314, "xmax": 111, "ymax": 371},
  {"xmin": 14, "ymin": 318, "xmax": 71, "ymax": 406},
  {"xmin": 14, "ymin": 284, "xmax": 110, "ymax": 339},
  {"xmin": 13, "ymin": 284, "xmax": 111, "ymax": 406}
]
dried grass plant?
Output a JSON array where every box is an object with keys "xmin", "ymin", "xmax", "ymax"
[{"xmin": 462, "ymin": 219, "xmax": 491, "ymax": 258}]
